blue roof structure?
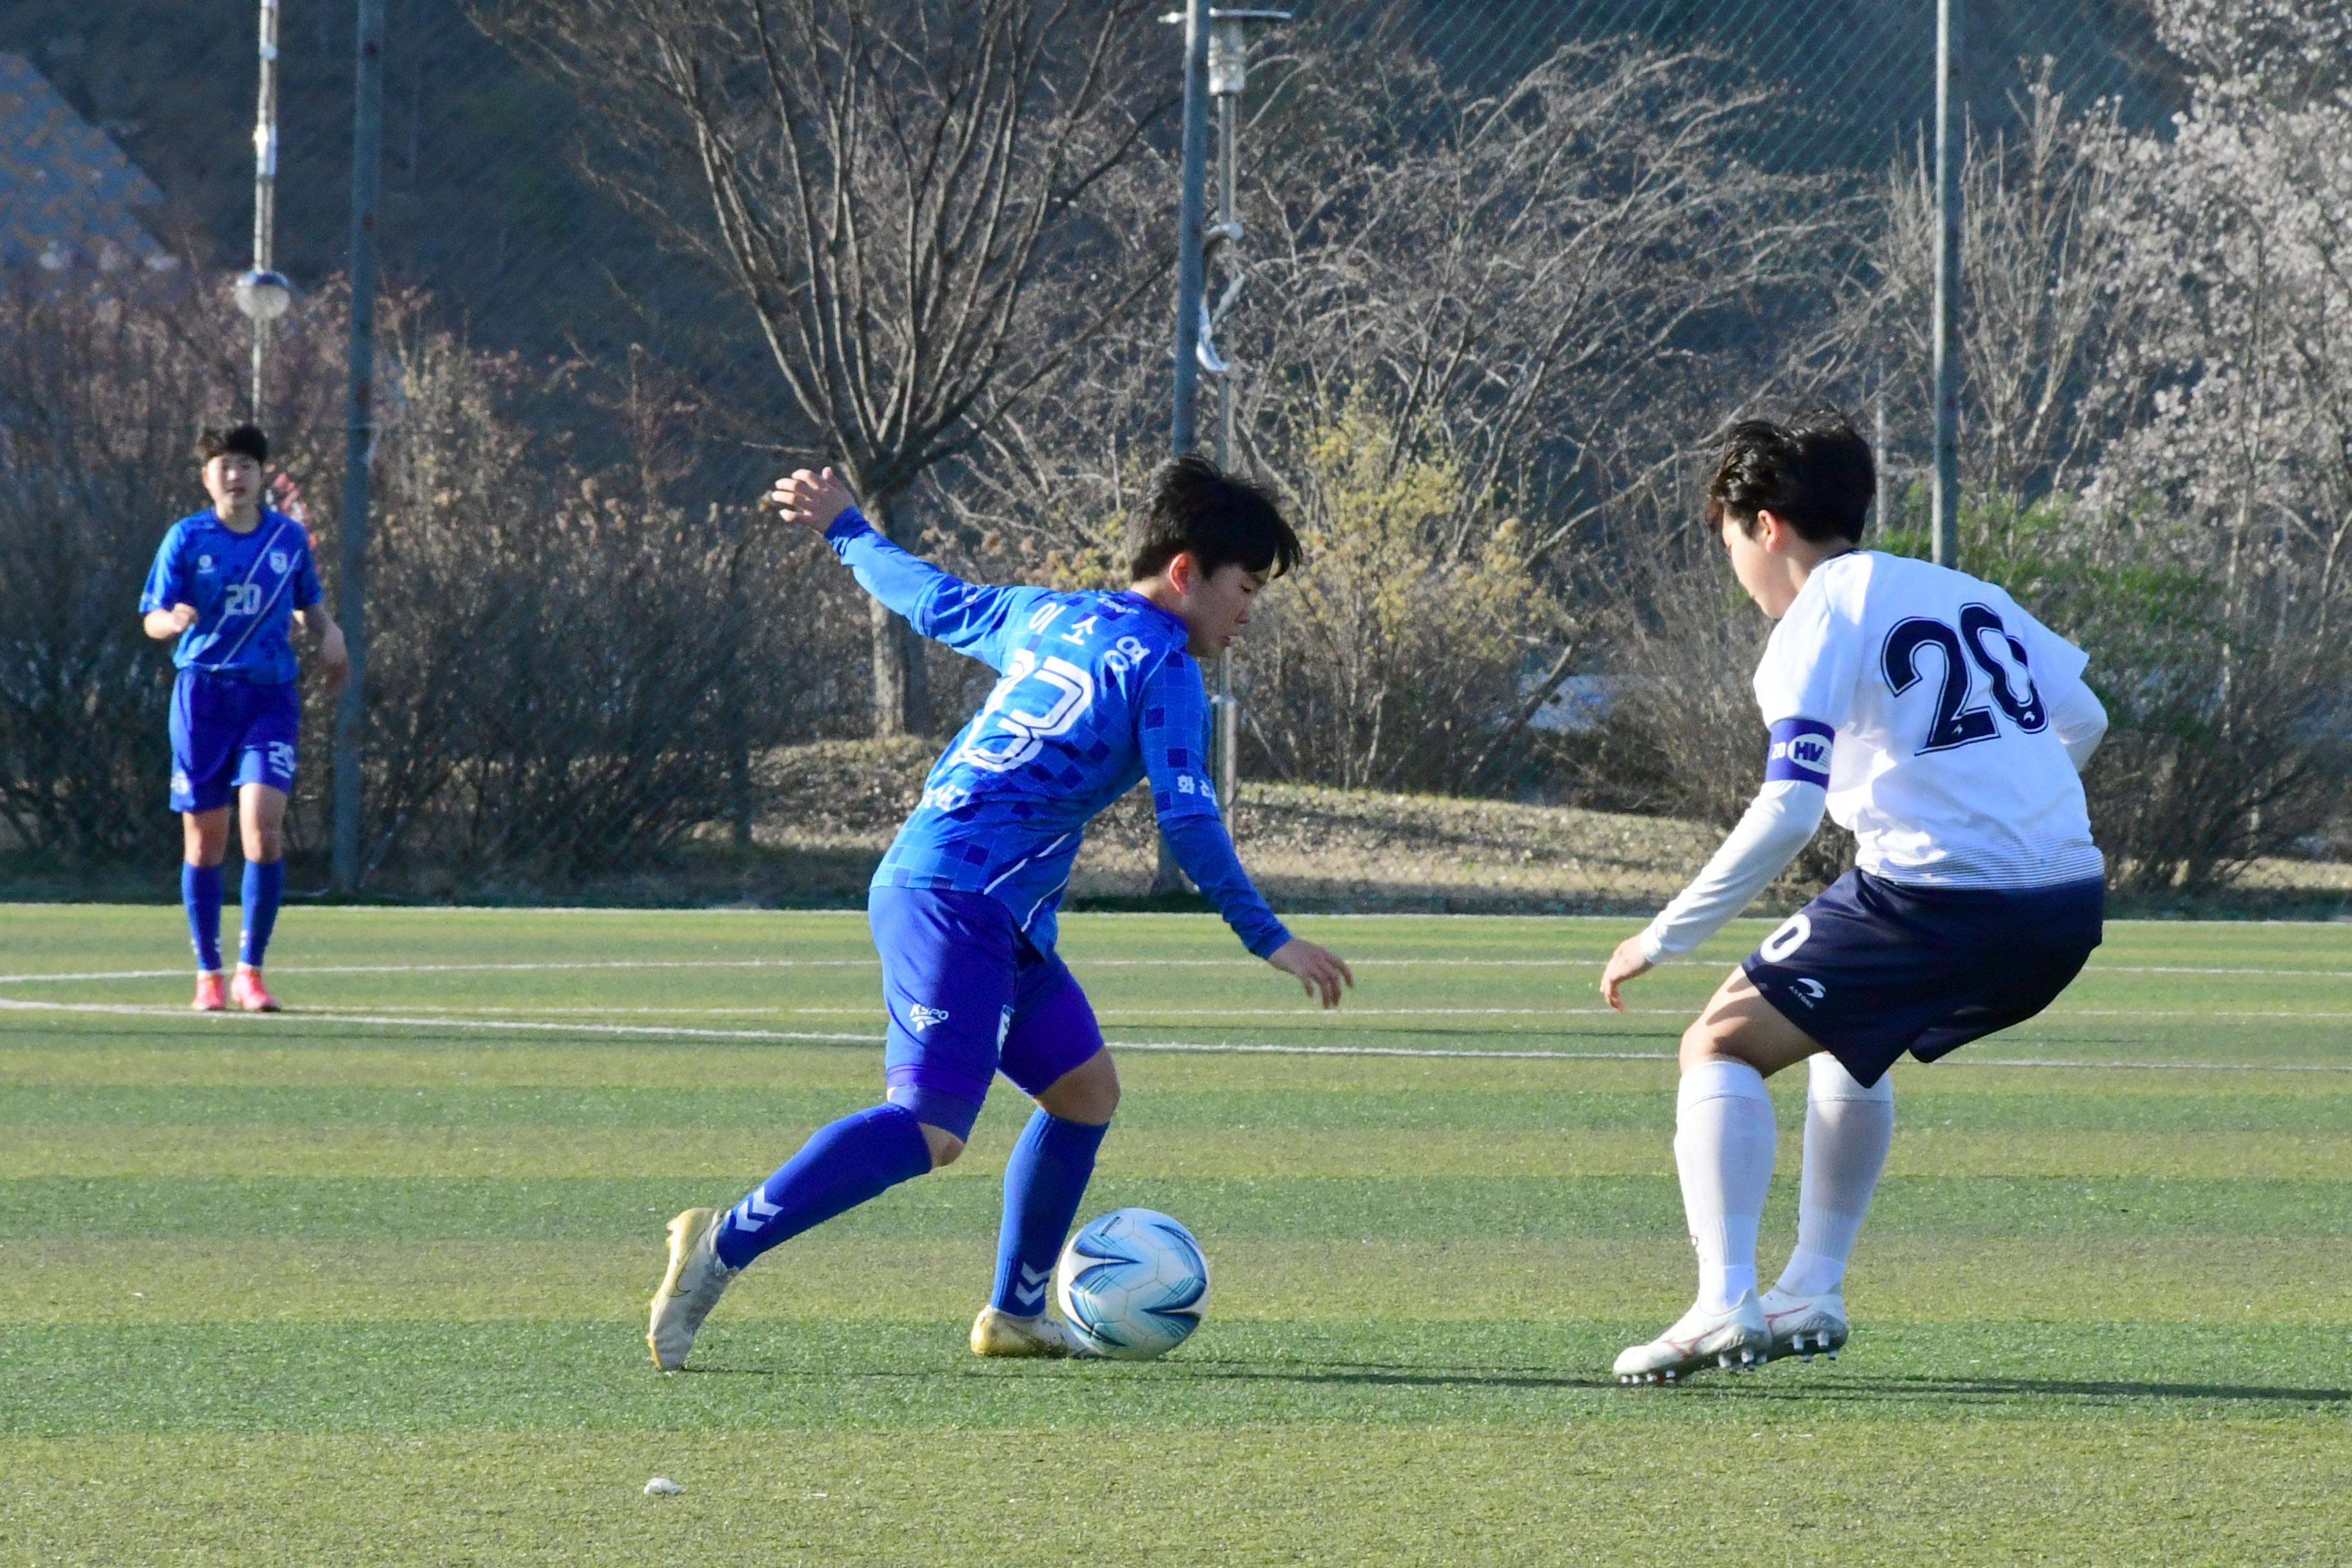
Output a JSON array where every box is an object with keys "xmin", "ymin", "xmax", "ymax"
[{"xmin": 0, "ymin": 52, "xmax": 175, "ymax": 273}]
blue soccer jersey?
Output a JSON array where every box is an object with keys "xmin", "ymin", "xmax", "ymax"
[
  {"xmin": 828, "ymin": 510, "xmax": 1290, "ymax": 958},
  {"xmin": 139, "ymin": 509, "xmax": 322, "ymax": 684}
]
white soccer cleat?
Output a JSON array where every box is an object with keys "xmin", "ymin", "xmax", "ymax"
[
  {"xmin": 1761, "ymin": 1286, "xmax": 1849, "ymax": 1362},
  {"xmin": 970, "ymin": 1305, "xmax": 1099, "ymax": 1359},
  {"xmin": 647, "ymin": 1207, "xmax": 736, "ymax": 1371},
  {"xmin": 1614, "ymin": 1290, "xmax": 1771, "ymax": 1385}
]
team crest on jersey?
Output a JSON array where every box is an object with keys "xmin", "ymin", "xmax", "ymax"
[
  {"xmin": 906, "ymin": 1003, "xmax": 951, "ymax": 1034},
  {"xmin": 269, "ymin": 550, "xmax": 289, "ymax": 573},
  {"xmin": 197, "ymin": 554, "xmax": 215, "ymax": 573}
]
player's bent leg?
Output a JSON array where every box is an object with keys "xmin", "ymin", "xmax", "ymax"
[
  {"xmin": 1678, "ymin": 965, "xmax": 1824, "ymax": 1079},
  {"xmin": 1621, "ymin": 970, "xmax": 1822, "ymax": 1384},
  {"xmin": 647, "ymin": 1102, "xmax": 946, "ymax": 1371}
]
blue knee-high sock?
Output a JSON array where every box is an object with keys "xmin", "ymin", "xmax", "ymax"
[
  {"xmin": 714, "ymin": 1104, "xmax": 933, "ymax": 1270},
  {"xmin": 990, "ymin": 1110, "xmax": 1110, "ymax": 1315},
  {"xmin": 182, "ymin": 863, "xmax": 223, "ymax": 972},
  {"xmin": 239, "ymin": 859, "xmax": 285, "ymax": 969}
]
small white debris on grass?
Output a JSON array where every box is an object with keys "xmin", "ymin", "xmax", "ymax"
[{"xmin": 644, "ymin": 1477, "xmax": 683, "ymax": 1496}]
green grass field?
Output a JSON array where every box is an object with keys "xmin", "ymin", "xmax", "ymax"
[{"xmin": 3, "ymin": 905, "xmax": 2348, "ymax": 1565}]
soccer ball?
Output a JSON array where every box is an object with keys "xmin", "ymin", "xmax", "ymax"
[{"xmin": 1055, "ymin": 1207, "xmax": 1210, "ymax": 1360}]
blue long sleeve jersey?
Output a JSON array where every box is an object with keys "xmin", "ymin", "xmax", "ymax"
[{"xmin": 830, "ymin": 510, "xmax": 1290, "ymax": 959}]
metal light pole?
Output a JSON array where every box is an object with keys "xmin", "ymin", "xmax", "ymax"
[
  {"xmin": 1150, "ymin": 0, "xmax": 1215, "ymax": 896},
  {"xmin": 1155, "ymin": 6, "xmax": 1285, "ymax": 893},
  {"xmin": 235, "ymin": 0, "xmax": 293, "ymax": 422},
  {"xmin": 1930, "ymin": 0, "xmax": 1963, "ymax": 568},
  {"xmin": 332, "ymin": 0, "xmax": 387, "ymax": 892},
  {"xmin": 1200, "ymin": 10, "xmax": 1286, "ymax": 816},
  {"xmin": 1168, "ymin": 0, "xmax": 1213, "ymax": 457}
]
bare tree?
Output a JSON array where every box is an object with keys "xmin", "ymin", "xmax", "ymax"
[
  {"xmin": 2068, "ymin": 0, "xmax": 2352, "ymax": 890},
  {"xmin": 1857, "ymin": 63, "xmax": 2141, "ymax": 524},
  {"xmin": 1249, "ymin": 40, "xmax": 1852, "ymax": 578},
  {"xmin": 490, "ymin": 0, "xmax": 1172, "ymax": 734}
]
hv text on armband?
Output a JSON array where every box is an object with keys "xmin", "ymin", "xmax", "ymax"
[{"xmin": 1764, "ymin": 718, "xmax": 1834, "ymax": 789}]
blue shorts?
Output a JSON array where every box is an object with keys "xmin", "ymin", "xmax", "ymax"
[
  {"xmin": 868, "ymin": 885, "xmax": 1107, "ymax": 1141},
  {"xmin": 169, "ymin": 671, "xmax": 301, "ymax": 814},
  {"xmin": 1743, "ymin": 868, "xmax": 2103, "ymax": 1088}
]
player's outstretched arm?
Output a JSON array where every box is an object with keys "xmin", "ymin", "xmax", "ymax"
[
  {"xmin": 1139, "ymin": 654, "xmax": 1352, "ymax": 1008},
  {"xmin": 1602, "ymin": 777, "xmax": 1826, "ymax": 1012},
  {"xmin": 765, "ymin": 466, "xmax": 1031, "ymax": 663}
]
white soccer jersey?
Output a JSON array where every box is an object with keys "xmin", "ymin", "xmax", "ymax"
[{"xmin": 1754, "ymin": 550, "xmax": 2102, "ymax": 888}]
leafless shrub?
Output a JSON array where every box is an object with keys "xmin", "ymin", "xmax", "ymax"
[
  {"xmin": 326, "ymin": 298, "xmax": 867, "ymax": 881},
  {"xmin": 0, "ymin": 271, "xmax": 340, "ymax": 863}
]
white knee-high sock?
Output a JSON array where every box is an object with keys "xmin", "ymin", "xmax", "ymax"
[
  {"xmin": 1777, "ymin": 1054, "xmax": 1894, "ymax": 1298},
  {"xmin": 1674, "ymin": 1058, "xmax": 1778, "ymax": 1312}
]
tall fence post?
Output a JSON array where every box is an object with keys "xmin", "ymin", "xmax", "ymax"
[
  {"xmin": 1931, "ymin": 0, "xmax": 1963, "ymax": 568},
  {"xmin": 332, "ymin": 0, "xmax": 386, "ymax": 892}
]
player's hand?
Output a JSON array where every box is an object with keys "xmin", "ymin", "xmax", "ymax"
[
  {"xmin": 1268, "ymin": 938, "xmax": 1353, "ymax": 1009},
  {"xmin": 765, "ymin": 466, "xmax": 857, "ymax": 531},
  {"xmin": 1600, "ymin": 934, "xmax": 1654, "ymax": 1013},
  {"xmin": 318, "ymin": 623, "xmax": 352, "ymax": 692},
  {"xmin": 166, "ymin": 603, "xmax": 199, "ymax": 634}
]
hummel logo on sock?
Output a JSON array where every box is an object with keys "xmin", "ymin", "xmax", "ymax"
[{"xmin": 1013, "ymin": 1262, "xmax": 1053, "ymax": 1309}]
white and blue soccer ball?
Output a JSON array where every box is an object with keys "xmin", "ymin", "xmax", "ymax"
[{"xmin": 1055, "ymin": 1207, "xmax": 1210, "ymax": 1360}]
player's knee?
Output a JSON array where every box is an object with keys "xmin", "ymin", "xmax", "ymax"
[
  {"xmin": 244, "ymin": 825, "xmax": 284, "ymax": 863},
  {"xmin": 1037, "ymin": 1050, "xmax": 1119, "ymax": 1125},
  {"xmin": 920, "ymin": 1124, "xmax": 966, "ymax": 1169},
  {"xmin": 1678, "ymin": 1021, "xmax": 1734, "ymax": 1074},
  {"xmin": 1808, "ymin": 1051, "xmax": 1892, "ymax": 1104}
]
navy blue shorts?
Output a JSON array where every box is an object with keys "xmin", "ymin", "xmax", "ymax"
[
  {"xmin": 169, "ymin": 670, "xmax": 300, "ymax": 814},
  {"xmin": 1742, "ymin": 868, "xmax": 2103, "ymax": 1087},
  {"xmin": 868, "ymin": 885, "xmax": 1106, "ymax": 1140}
]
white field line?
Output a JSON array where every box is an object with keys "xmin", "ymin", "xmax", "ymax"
[
  {"xmin": 12, "ymin": 903, "xmax": 2344, "ymax": 930},
  {"xmin": 4, "ymin": 995, "xmax": 2350, "ymax": 1072},
  {"xmin": 182, "ymin": 1000, "xmax": 2352, "ymax": 1024},
  {"xmin": 14, "ymin": 988, "xmax": 2352, "ymax": 1025},
  {"xmin": 5, "ymin": 958, "xmax": 2351, "ymax": 988}
]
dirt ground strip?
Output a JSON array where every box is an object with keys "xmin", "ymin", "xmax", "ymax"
[{"xmin": 756, "ymin": 740, "xmax": 2352, "ymax": 916}]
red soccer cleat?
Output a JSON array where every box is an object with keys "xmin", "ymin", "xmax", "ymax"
[
  {"xmin": 191, "ymin": 972, "xmax": 227, "ymax": 1012},
  {"xmin": 230, "ymin": 966, "xmax": 280, "ymax": 1013}
]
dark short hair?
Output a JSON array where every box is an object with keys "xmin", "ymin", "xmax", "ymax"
[
  {"xmin": 1124, "ymin": 455, "xmax": 1303, "ymax": 583},
  {"xmin": 1705, "ymin": 409, "xmax": 1875, "ymax": 544},
  {"xmin": 195, "ymin": 424, "xmax": 269, "ymax": 466}
]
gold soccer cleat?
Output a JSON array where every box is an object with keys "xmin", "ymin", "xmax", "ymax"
[
  {"xmin": 970, "ymin": 1305, "xmax": 1098, "ymax": 1359},
  {"xmin": 647, "ymin": 1207, "xmax": 736, "ymax": 1371}
]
